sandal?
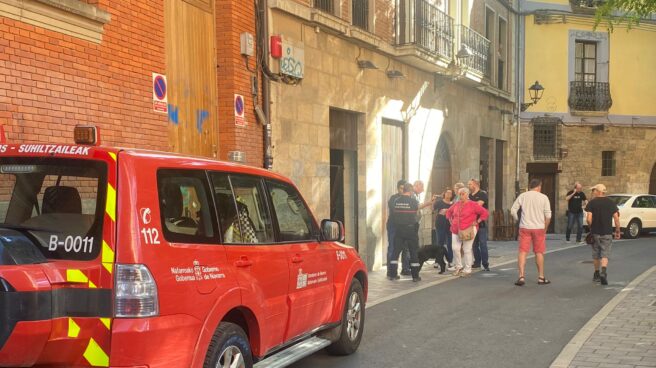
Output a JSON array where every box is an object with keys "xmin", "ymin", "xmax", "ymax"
[
  {"xmin": 514, "ymin": 277, "xmax": 525, "ymax": 286},
  {"xmin": 538, "ymin": 277, "xmax": 551, "ymax": 285}
]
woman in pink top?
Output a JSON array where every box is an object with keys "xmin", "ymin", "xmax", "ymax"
[{"xmin": 446, "ymin": 187, "xmax": 489, "ymax": 277}]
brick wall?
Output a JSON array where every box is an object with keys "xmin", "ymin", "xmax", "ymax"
[
  {"xmin": 0, "ymin": 1, "xmax": 168, "ymax": 149},
  {"xmin": 374, "ymin": 0, "xmax": 394, "ymax": 43},
  {"xmin": 215, "ymin": 0, "xmax": 263, "ymax": 167}
]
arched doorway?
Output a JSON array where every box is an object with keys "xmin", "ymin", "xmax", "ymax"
[
  {"xmin": 650, "ymin": 163, "xmax": 656, "ymax": 194},
  {"xmin": 431, "ymin": 138, "xmax": 452, "ymax": 196}
]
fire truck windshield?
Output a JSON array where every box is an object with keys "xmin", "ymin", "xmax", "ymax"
[{"xmin": 0, "ymin": 158, "xmax": 107, "ymax": 261}]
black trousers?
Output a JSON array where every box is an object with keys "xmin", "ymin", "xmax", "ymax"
[{"xmin": 387, "ymin": 225, "xmax": 420, "ymax": 278}]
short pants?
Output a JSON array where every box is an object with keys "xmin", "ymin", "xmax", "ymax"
[
  {"xmin": 518, "ymin": 228, "xmax": 546, "ymax": 253},
  {"xmin": 591, "ymin": 234, "xmax": 612, "ymax": 259}
]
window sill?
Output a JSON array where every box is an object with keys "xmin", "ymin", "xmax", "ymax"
[{"xmin": 0, "ymin": 0, "xmax": 111, "ymax": 43}]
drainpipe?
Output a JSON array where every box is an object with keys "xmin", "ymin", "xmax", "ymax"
[
  {"xmin": 515, "ymin": 0, "xmax": 523, "ymax": 198},
  {"xmin": 257, "ymin": 0, "xmax": 274, "ymax": 169}
]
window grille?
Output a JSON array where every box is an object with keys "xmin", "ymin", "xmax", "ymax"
[
  {"xmin": 532, "ymin": 123, "xmax": 560, "ymax": 159},
  {"xmin": 352, "ymin": 0, "xmax": 369, "ymax": 30},
  {"xmin": 314, "ymin": 0, "xmax": 334, "ymax": 14}
]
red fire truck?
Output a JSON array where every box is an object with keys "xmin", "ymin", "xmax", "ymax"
[{"xmin": 0, "ymin": 126, "xmax": 367, "ymax": 367}]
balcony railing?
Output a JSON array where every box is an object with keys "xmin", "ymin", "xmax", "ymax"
[
  {"xmin": 396, "ymin": 0, "xmax": 454, "ymax": 60},
  {"xmin": 314, "ymin": 0, "xmax": 334, "ymax": 14},
  {"xmin": 457, "ymin": 25, "xmax": 490, "ymax": 77},
  {"xmin": 568, "ymin": 81, "xmax": 613, "ymax": 112}
]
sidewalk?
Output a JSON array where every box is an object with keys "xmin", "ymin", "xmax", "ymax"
[
  {"xmin": 551, "ymin": 266, "xmax": 656, "ymax": 368},
  {"xmin": 366, "ymin": 234, "xmax": 574, "ymax": 308}
]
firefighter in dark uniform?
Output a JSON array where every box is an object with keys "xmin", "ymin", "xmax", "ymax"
[{"xmin": 387, "ymin": 183, "xmax": 422, "ymax": 282}]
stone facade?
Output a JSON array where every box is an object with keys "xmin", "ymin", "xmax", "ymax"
[
  {"xmin": 519, "ymin": 122, "xmax": 656, "ymax": 232},
  {"xmin": 268, "ymin": 6, "xmax": 517, "ymax": 270}
]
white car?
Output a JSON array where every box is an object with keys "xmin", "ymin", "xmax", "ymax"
[{"xmin": 606, "ymin": 194, "xmax": 656, "ymax": 239}]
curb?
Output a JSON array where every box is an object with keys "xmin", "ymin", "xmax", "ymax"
[
  {"xmin": 366, "ymin": 243, "xmax": 582, "ymax": 309},
  {"xmin": 549, "ymin": 265, "xmax": 656, "ymax": 368}
]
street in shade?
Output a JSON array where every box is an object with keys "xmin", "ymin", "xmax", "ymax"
[{"xmin": 290, "ymin": 235, "xmax": 656, "ymax": 368}]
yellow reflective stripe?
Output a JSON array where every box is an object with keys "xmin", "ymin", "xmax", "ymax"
[
  {"xmin": 102, "ymin": 241, "xmax": 114, "ymax": 274},
  {"xmin": 100, "ymin": 318, "xmax": 111, "ymax": 330},
  {"xmin": 66, "ymin": 269, "xmax": 88, "ymax": 283},
  {"xmin": 105, "ymin": 184, "xmax": 116, "ymax": 222},
  {"xmin": 84, "ymin": 338, "xmax": 109, "ymax": 367},
  {"xmin": 88, "ymin": 280, "xmax": 97, "ymax": 289},
  {"xmin": 108, "ymin": 152, "xmax": 116, "ymax": 162},
  {"xmin": 67, "ymin": 318, "xmax": 80, "ymax": 338}
]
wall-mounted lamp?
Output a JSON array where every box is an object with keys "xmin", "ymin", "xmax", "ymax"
[
  {"xmin": 437, "ymin": 44, "xmax": 473, "ymax": 82},
  {"xmin": 456, "ymin": 44, "xmax": 473, "ymax": 59},
  {"xmin": 357, "ymin": 59, "xmax": 378, "ymax": 69},
  {"xmin": 520, "ymin": 81, "xmax": 545, "ymax": 111},
  {"xmin": 356, "ymin": 47, "xmax": 378, "ymax": 70},
  {"xmin": 386, "ymin": 69, "xmax": 405, "ymax": 79}
]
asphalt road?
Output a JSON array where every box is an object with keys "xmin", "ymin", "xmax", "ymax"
[{"xmin": 290, "ymin": 236, "xmax": 656, "ymax": 368}]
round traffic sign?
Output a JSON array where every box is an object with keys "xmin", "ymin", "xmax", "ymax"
[
  {"xmin": 235, "ymin": 95, "xmax": 244, "ymax": 115},
  {"xmin": 154, "ymin": 75, "xmax": 167, "ymax": 100}
]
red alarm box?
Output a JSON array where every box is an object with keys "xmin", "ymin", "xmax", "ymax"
[{"xmin": 270, "ymin": 35, "xmax": 282, "ymax": 59}]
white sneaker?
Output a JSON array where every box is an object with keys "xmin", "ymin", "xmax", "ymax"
[
  {"xmin": 565, "ymin": 240, "xmax": 571, "ymax": 244},
  {"xmin": 447, "ymin": 264, "xmax": 456, "ymax": 271},
  {"xmin": 579, "ymin": 241, "xmax": 587, "ymax": 245}
]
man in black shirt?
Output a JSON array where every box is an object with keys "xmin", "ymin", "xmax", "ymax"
[
  {"xmin": 565, "ymin": 182, "xmax": 588, "ymax": 244},
  {"xmin": 387, "ymin": 180, "xmax": 411, "ymax": 275},
  {"xmin": 585, "ymin": 184, "xmax": 620, "ymax": 285},
  {"xmin": 387, "ymin": 183, "xmax": 422, "ymax": 282},
  {"xmin": 468, "ymin": 179, "xmax": 489, "ymax": 271}
]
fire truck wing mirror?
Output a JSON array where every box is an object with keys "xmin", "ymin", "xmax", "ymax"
[{"xmin": 321, "ymin": 219, "xmax": 344, "ymax": 242}]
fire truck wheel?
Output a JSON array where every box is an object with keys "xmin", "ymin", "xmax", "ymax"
[
  {"xmin": 327, "ymin": 278, "xmax": 365, "ymax": 356},
  {"xmin": 204, "ymin": 322, "xmax": 253, "ymax": 368}
]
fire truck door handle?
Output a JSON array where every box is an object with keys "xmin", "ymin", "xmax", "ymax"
[
  {"xmin": 235, "ymin": 257, "xmax": 253, "ymax": 267},
  {"xmin": 291, "ymin": 255, "xmax": 303, "ymax": 264}
]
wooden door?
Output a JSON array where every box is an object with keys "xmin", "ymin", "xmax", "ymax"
[
  {"xmin": 528, "ymin": 173, "xmax": 556, "ymax": 233},
  {"xmin": 165, "ymin": 0, "xmax": 219, "ymax": 157},
  {"xmin": 381, "ymin": 119, "xmax": 404, "ymax": 260},
  {"xmin": 431, "ymin": 138, "xmax": 452, "ymax": 196}
]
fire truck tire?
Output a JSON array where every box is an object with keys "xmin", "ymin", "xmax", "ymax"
[
  {"xmin": 327, "ymin": 278, "xmax": 365, "ymax": 356},
  {"xmin": 204, "ymin": 322, "xmax": 254, "ymax": 368}
]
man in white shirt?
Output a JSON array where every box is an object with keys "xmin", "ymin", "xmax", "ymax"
[{"xmin": 510, "ymin": 179, "xmax": 552, "ymax": 286}]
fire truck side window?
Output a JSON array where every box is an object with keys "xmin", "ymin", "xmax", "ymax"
[
  {"xmin": 211, "ymin": 173, "xmax": 274, "ymax": 244},
  {"xmin": 157, "ymin": 170, "xmax": 216, "ymax": 244},
  {"xmin": 266, "ymin": 180, "xmax": 317, "ymax": 242}
]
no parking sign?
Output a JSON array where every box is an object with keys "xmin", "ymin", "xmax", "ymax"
[
  {"xmin": 234, "ymin": 94, "xmax": 246, "ymax": 127},
  {"xmin": 152, "ymin": 73, "xmax": 168, "ymax": 114}
]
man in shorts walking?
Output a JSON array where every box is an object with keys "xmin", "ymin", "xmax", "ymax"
[
  {"xmin": 585, "ymin": 184, "xmax": 620, "ymax": 285},
  {"xmin": 510, "ymin": 179, "xmax": 552, "ymax": 286}
]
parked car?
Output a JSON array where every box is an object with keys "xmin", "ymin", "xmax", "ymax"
[
  {"xmin": 609, "ymin": 194, "xmax": 656, "ymax": 239},
  {"xmin": 584, "ymin": 194, "xmax": 656, "ymax": 239},
  {"xmin": 0, "ymin": 126, "xmax": 367, "ymax": 368}
]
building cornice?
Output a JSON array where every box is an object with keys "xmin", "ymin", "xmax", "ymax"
[
  {"xmin": 520, "ymin": 112, "xmax": 656, "ymax": 127},
  {"xmin": 0, "ymin": 0, "xmax": 110, "ymax": 43}
]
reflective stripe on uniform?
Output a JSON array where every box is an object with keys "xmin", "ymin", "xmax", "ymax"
[
  {"xmin": 389, "ymin": 260, "xmax": 398, "ymax": 264},
  {"xmin": 410, "ymin": 263, "xmax": 421, "ymax": 267}
]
